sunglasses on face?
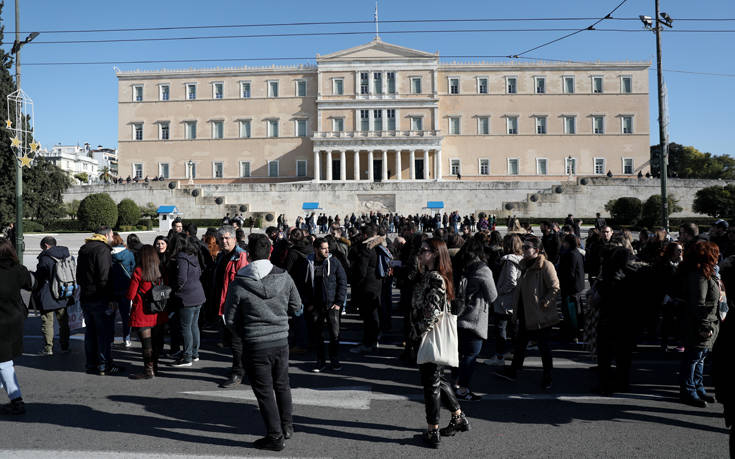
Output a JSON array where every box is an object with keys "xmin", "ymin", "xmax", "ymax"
[{"xmin": 419, "ymin": 248, "xmax": 433, "ymax": 254}]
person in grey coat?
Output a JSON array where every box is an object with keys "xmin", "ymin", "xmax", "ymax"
[
  {"xmin": 452, "ymin": 236, "xmax": 497, "ymax": 400},
  {"xmin": 224, "ymin": 234, "xmax": 302, "ymax": 452}
]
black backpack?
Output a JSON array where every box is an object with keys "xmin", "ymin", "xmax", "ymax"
[{"xmin": 140, "ymin": 281, "xmax": 172, "ymax": 313}]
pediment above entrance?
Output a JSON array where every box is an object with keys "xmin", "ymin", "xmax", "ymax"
[{"xmin": 317, "ymin": 38, "xmax": 438, "ymax": 62}]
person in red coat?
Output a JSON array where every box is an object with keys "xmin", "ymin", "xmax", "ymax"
[{"xmin": 127, "ymin": 245, "xmax": 168, "ymax": 379}]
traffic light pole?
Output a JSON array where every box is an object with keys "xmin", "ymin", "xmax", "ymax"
[{"xmin": 655, "ymin": 0, "xmax": 669, "ymax": 231}]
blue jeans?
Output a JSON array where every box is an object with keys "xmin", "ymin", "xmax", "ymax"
[
  {"xmin": 179, "ymin": 305, "xmax": 202, "ymax": 362},
  {"xmin": 451, "ymin": 330, "xmax": 484, "ymax": 389},
  {"xmin": 680, "ymin": 348, "xmax": 709, "ymax": 399},
  {"xmin": 0, "ymin": 360, "xmax": 22, "ymax": 400},
  {"xmin": 112, "ymin": 294, "xmax": 131, "ymax": 341},
  {"xmin": 82, "ymin": 300, "xmax": 115, "ymax": 372}
]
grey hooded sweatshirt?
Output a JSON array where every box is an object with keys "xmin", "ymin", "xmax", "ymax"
[{"xmin": 224, "ymin": 259, "xmax": 302, "ymax": 351}]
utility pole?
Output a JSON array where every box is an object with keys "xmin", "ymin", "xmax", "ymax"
[
  {"xmin": 655, "ymin": 0, "xmax": 668, "ymax": 231},
  {"xmin": 14, "ymin": 0, "xmax": 23, "ymax": 259}
]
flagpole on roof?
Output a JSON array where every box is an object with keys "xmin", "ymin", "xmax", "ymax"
[{"xmin": 374, "ymin": 2, "xmax": 379, "ymax": 40}]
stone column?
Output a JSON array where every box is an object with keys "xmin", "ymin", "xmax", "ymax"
[
  {"xmin": 409, "ymin": 150, "xmax": 416, "ymax": 180},
  {"xmin": 395, "ymin": 150, "xmax": 402, "ymax": 181},
  {"xmin": 353, "ymin": 150, "xmax": 361, "ymax": 181},
  {"xmin": 435, "ymin": 149, "xmax": 442, "ymax": 181},
  {"xmin": 326, "ymin": 151, "xmax": 333, "ymax": 181},
  {"xmin": 313, "ymin": 150, "xmax": 320, "ymax": 182},
  {"xmin": 340, "ymin": 150, "xmax": 346, "ymax": 182},
  {"xmin": 423, "ymin": 150, "xmax": 429, "ymax": 180},
  {"xmin": 382, "ymin": 150, "xmax": 388, "ymax": 181},
  {"xmin": 368, "ymin": 150, "xmax": 374, "ymax": 182}
]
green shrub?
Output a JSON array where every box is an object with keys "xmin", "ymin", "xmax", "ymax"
[
  {"xmin": 117, "ymin": 225, "xmax": 136, "ymax": 232},
  {"xmin": 604, "ymin": 197, "xmax": 642, "ymax": 225},
  {"xmin": 137, "ymin": 218, "xmax": 154, "ymax": 230},
  {"xmin": 693, "ymin": 185, "xmax": 735, "ymax": 218},
  {"xmin": 117, "ymin": 198, "xmax": 141, "ymax": 227},
  {"xmin": 640, "ymin": 195, "xmax": 684, "ymax": 228},
  {"xmin": 22, "ymin": 220, "xmax": 44, "ymax": 232},
  {"xmin": 78, "ymin": 193, "xmax": 118, "ymax": 231}
]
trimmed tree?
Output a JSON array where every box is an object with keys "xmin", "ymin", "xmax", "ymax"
[
  {"xmin": 78, "ymin": 193, "xmax": 118, "ymax": 230},
  {"xmin": 693, "ymin": 185, "xmax": 735, "ymax": 218},
  {"xmin": 640, "ymin": 194, "xmax": 683, "ymax": 228},
  {"xmin": 117, "ymin": 198, "xmax": 140, "ymax": 227},
  {"xmin": 604, "ymin": 197, "xmax": 643, "ymax": 225}
]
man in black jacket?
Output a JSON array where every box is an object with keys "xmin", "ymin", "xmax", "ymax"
[
  {"xmin": 298, "ymin": 237, "xmax": 347, "ymax": 373},
  {"xmin": 34, "ymin": 236, "xmax": 73, "ymax": 356},
  {"xmin": 349, "ymin": 225, "xmax": 384, "ymax": 354},
  {"xmin": 76, "ymin": 226, "xmax": 121, "ymax": 375}
]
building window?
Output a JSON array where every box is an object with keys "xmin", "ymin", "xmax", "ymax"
[
  {"xmin": 159, "ymin": 84, "xmax": 169, "ymax": 101},
  {"xmin": 506, "ymin": 116, "xmax": 518, "ymax": 135},
  {"xmin": 621, "ymin": 76, "xmax": 633, "ymax": 94},
  {"xmin": 185, "ymin": 121, "xmax": 197, "ymax": 139},
  {"xmin": 213, "ymin": 82, "xmax": 224, "ymax": 99},
  {"xmin": 478, "ymin": 116, "xmax": 490, "ymax": 135},
  {"xmin": 594, "ymin": 158, "xmax": 606, "ymax": 175},
  {"xmin": 360, "ymin": 72, "xmax": 369, "ymax": 95},
  {"xmin": 332, "ymin": 118, "xmax": 344, "ymax": 132},
  {"xmin": 386, "ymin": 109, "xmax": 396, "ymax": 131},
  {"xmin": 450, "ymin": 159, "xmax": 461, "ymax": 176},
  {"xmin": 622, "ymin": 115, "xmax": 633, "ymax": 134},
  {"xmin": 212, "ymin": 121, "xmax": 224, "ymax": 139},
  {"xmin": 239, "ymin": 161, "xmax": 251, "ymax": 178},
  {"xmin": 410, "ymin": 116, "xmax": 423, "ymax": 131},
  {"xmin": 506, "ymin": 76, "xmax": 517, "ymax": 94},
  {"xmin": 133, "ymin": 123, "xmax": 143, "ymax": 141},
  {"xmin": 267, "ymin": 120, "xmax": 279, "ymax": 138},
  {"xmin": 296, "ymin": 80, "xmax": 307, "ymax": 97},
  {"xmin": 296, "ymin": 119, "xmax": 308, "ymax": 137},
  {"xmin": 449, "ymin": 77, "xmax": 459, "ymax": 94},
  {"xmin": 373, "ymin": 110, "xmax": 383, "ymax": 131},
  {"xmin": 373, "ymin": 72, "xmax": 383, "ymax": 95},
  {"xmin": 133, "ymin": 85, "xmax": 143, "ymax": 102},
  {"xmin": 186, "ymin": 83, "xmax": 197, "ymax": 100},
  {"xmin": 240, "ymin": 81, "xmax": 251, "ymax": 98},
  {"xmin": 387, "ymin": 72, "xmax": 396, "ymax": 94},
  {"xmin": 268, "ymin": 81, "xmax": 279, "ymax": 98},
  {"xmin": 159, "ymin": 163, "xmax": 169, "ymax": 179},
  {"xmin": 332, "ymin": 78, "xmax": 344, "ymax": 95},
  {"xmin": 296, "ymin": 160, "xmax": 307, "ymax": 177},
  {"xmin": 592, "ymin": 76, "xmax": 604, "ymax": 94},
  {"xmin": 623, "ymin": 158, "xmax": 634, "ymax": 175},
  {"xmin": 563, "ymin": 116, "xmax": 576, "ymax": 134},
  {"xmin": 133, "ymin": 163, "xmax": 143, "ymax": 179},
  {"xmin": 593, "ymin": 116, "xmax": 605, "ymax": 134},
  {"xmin": 448, "ymin": 117, "xmax": 461, "ymax": 135},
  {"xmin": 536, "ymin": 158, "xmax": 548, "ymax": 175},
  {"xmin": 360, "ymin": 110, "xmax": 369, "ymax": 131},
  {"xmin": 239, "ymin": 120, "xmax": 251, "ymax": 138},
  {"xmin": 479, "ymin": 158, "xmax": 490, "ymax": 175},
  {"xmin": 563, "ymin": 76, "xmax": 575, "ymax": 94},
  {"xmin": 534, "ymin": 77, "xmax": 546, "ymax": 94},
  {"xmin": 508, "ymin": 158, "xmax": 519, "ymax": 175},
  {"xmin": 268, "ymin": 160, "xmax": 279, "ymax": 177},
  {"xmin": 535, "ymin": 116, "xmax": 547, "ymax": 135},
  {"xmin": 410, "ymin": 77, "xmax": 422, "ymax": 94},
  {"xmin": 159, "ymin": 122, "xmax": 170, "ymax": 140},
  {"xmin": 565, "ymin": 157, "xmax": 577, "ymax": 175},
  {"xmin": 213, "ymin": 161, "xmax": 224, "ymax": 178},
  {"xmin": 477, "ymin": 77, "xmax": 488, "ymax": 94}
]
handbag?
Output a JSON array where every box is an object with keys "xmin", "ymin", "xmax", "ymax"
[
  {"xmin": 140, "ymin": 281, "xmax": 172, "ymax": 313},
  {"xmin": 416, "ymin": 300, "xmax": 459, "ymax": 367}
]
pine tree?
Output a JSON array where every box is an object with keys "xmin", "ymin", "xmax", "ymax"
[{"xmin": 0, "ymin": 0, "xmax": 18, "ymax": 226}]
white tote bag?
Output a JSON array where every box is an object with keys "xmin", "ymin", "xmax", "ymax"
[{"xmin": 416, "ymin": 301, "xmax": 459, "ymax": 367}]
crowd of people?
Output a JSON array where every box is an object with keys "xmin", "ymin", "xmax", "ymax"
[{"xmin": 0, "ymin": 211, "xmax": 732, "ymax": 454}]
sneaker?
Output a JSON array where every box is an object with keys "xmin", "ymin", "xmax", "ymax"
[
  {"xmin": 349, "ymin": 344, "xmax": 376, "ymax": 354},
  {"xmin": 311, "ymin": 362, "xmax": 327, "ymax": 373},
  {"xmin": 494, "ymin": 367, "xmax": 517, "ymax": 382},
  {"xmin": 439, "ymin": 412, "xmax": 470, "ymax": 436},
  {"xmin": 697, "ymin": 392, "xmax": 715, "ymax": 403},
  {"xmin": 167, "ymin": 350, "xmax": 183, "ymax": 360},
  {"xmin": 542, "ymin": 375, "xmax": 553, "ymax": 390},
  {"xmin": 455, "ymin": 389, "xmax": 482, "ymax": 401},
  {"xmin": 0, "ymin": 398, "xmax": 25, "ymax": 415},
  {"xmin": 253, "ymin": 435, "xmax": 285, "ymax": 451},
  {"xmin": 104, "ymin": 365, "xmax": 126, "ymax": 376},
  {"xmin": 330, "ymin": 363, "xmax": 342, "ymax": 372},
  {"xmin": 422, "ymin": 429, "xmax": 440, "ymax": 448},
  {"xmin": 680, "ymin": 394, "xmax": 707, "ymax": 408},
  {"xmin": 124, "ymin": 339, "xmax": 133, "ymax": 348},
  {"xmin": 526, "ymin": 343, "xmax": 539, "ymax": 351},
  {"xmin": 282, "ymin": 423, "xmax": 294, "ymax": 440},
  {"xmin": 674, "ymin": 346, "xmax": 686, "ymax": 353},
  {"xmin": 169, "ymin": 359, "xmax": 193, "ymax": 368},
  {"xmin": 483, "ymin": 355, "xmax": 505, "ymax": 367},
  {"xmin": 192, "ymin": 356, "xmax": 200, "ymax": 362},
  {"xmin": 37, "ymin": 348, "xmax": 53, "ymax": 356},
  {"xmin": 219, "ymin": 374, "xmax": 242, "ymax": 388}
]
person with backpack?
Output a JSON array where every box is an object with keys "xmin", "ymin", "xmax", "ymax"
[
  {"xmin": 33, "ymin": 236, "xmax": 75, "ymax": 356},
  {"xmin": 127, "ymin": 245, "xmax": 169, "ymax": 379},
  {"xmin": 77, "ymin": 226, "xmax": 123, "ymax": 376},
  {"xmin": 110, "ymin": 233, "xmax": 136, "ymax": 348}
]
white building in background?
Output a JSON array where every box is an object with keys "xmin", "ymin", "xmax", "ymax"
[
  {"xmin": 38, "ymin": 143, "xmax": 100, "ymax": 183},
  {"xmin": 90, "ymin": 146, "xmax": 119, "ymax": 175}
]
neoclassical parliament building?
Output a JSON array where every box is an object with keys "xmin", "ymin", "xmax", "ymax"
[{"xmin": 117, "ymin": 38, "xmax": 650, "ymax": 183}]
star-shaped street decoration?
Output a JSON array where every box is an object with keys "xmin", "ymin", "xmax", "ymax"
[
  {"xmin": 30, "ymin": 140, "xmax": 39, "ymax": 152},
  {"xmin": 19, "ymin": 154, "xmax": 32, "ymax": 168},
  {"xmin": 5, "ymin": 119, "xmax": 12, "ymax": 129},
  {"xmin": 10, "ymin": 136, "xmax": 20, "ymax": 148}
]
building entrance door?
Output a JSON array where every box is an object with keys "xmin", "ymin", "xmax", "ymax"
[
  {"xmin": 415, "ymin": 158, "xmax": 425, "ymax": 179},
  {"xmin": 373, "ymin": 159, "xmax": 382, "ymax": 182},
  {"xmin": 332, "ymin": 159, "xmax": 341, "ymax": 180}
]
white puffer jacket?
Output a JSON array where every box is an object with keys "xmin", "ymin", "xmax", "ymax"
[{"xmin": 493, "ymin": 254, "xmax": 523, "ymax": 315}]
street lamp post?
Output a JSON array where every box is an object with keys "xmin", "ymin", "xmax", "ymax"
[{"xmin": 187, "ymin": 160, "xmax": 194, "ymax": 185}]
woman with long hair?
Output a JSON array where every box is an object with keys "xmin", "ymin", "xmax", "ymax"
[
  {"xmin": 126, "ymin": 245, "xmax": 169, "ymax": 379},
  {"xmin": 169, "ymin": 233, "xmax": 206, "ymax": 367},
  {"xmin": 410, "ymin": 238, "xmax": 468, "ymax": 448},
  {"xmin": 486, "ymin": 233, "xmax": 523, "ymax": 367},
  {"xmin": 678, "ymin": 240, "xmax": 721, "ymax": 407},
  {"xmin": 0, "ymin": 239, "xmax": 33, "ymax": 414}
]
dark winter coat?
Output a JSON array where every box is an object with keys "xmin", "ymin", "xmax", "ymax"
[
  {"xmin": 34, "ymin": 245, "xmax": 73, "ymax": 311},
  {"xmin": 517, "ymin": 255, "xmax": 560, "ymax": 330},
  {"xmin": 542, "ymin": 231, "xmax": 561, "ymax": 265},
  {"xmin": 351, "ymin": 235, "xmax": 383, "ymax": 300},
  {"xmin": 683, "ymin": 271, "xmax": 720, "ymax": 350},
  {"xmin": 299, "ymin": 254, "xmax": 348, "ymax": 309},
  {"xmin": 457, "ymin": 260, "xmax": 498, "ymax": 340},
  {"xmin": 712, "ymin": 316, "xmax": 734, "ymax": 426},
  {"xmin": 76, "ymin": 235, "xmax": 112, "ymax": 303},
  {"xmin": 559, "ymin": 248, "xmax": 585, "ymax": 298},
  {"xmin": 284, "ymin": 239, "xmax": 312, "ymax": 274},
  {"xmin": 0, "ymin": 259, "xmax": 34, "ymax": 361},
  {"xmin": 110, "ymin": 246, "xmax": 135, "ymax": 297},
  {"xmin": 175, "ymin": 252, "xmax": 207, "ymax": 307}
]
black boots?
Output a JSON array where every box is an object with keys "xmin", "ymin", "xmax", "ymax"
[
  {"xmin": 422, "ymin": 429, "xmax": 440, "ymax": 448},
  {"xmin": 253, "ymin": 434, "xmax": 285, "ymax": 451},
  {"xmin": 439, "ymin": 412, "xmax": 470, "ymax": 437},
  {"xmin": 130, "ymin": 338, "xmax": 155, "ymax": 380},
  {"xmin": 0, "ymin": 397, "xmax": 25, "ymax": 415}
]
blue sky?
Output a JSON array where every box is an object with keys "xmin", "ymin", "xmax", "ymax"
[{"xmin": 2, "ymin": 0, "xmax": 734, "ymax": 156}]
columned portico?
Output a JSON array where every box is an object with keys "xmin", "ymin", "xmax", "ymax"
[
  {"xmin": 395, "ymin": 150, "xmax": 402, "ymax": 180},
  {"xmin": 325, "ymin": 151, "xmax": 333, "ymax": 181},
  {"xmin": 409, "ymin": 150, "xmax": 415, "ymax": 180},
  {"xmin": 353, "ymin": 151, "xmax": 360, "ymax": 180},
  {"xmin": 367, "ymin": 150, "xmax": 374, "ymax": 182},
  {"xmin": 423, "ymin": 151, "xmax": 429, "ymax": 180},
  {"xmin": 313, "ymin": 150, "xmax": 320, "ymax": 182},
  {"xmin": 435, "ymin": 149, "xmax": 442, "ymax": 181},
  {"xmin": 340, "ymin": 150, "xmax": 347, "ymax": 181},
  {"xmin": 382, "ymin": 151, "xmax": 388, "ymax": 181}
]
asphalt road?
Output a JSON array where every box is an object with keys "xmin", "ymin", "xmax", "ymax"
[{"xmin": 1, "ymin": 300, "xmax": 730, "ymax": 459}]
